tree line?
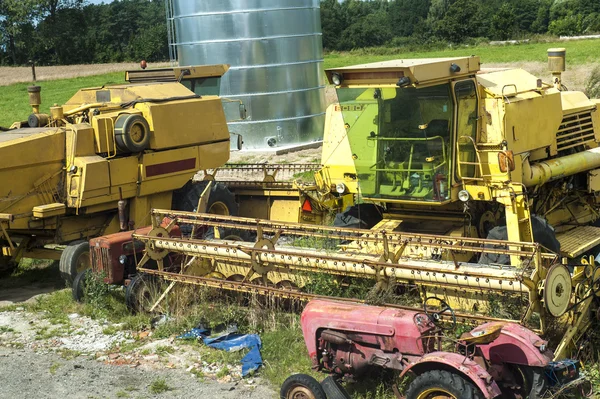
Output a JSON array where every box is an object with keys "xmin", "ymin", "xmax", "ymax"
[
  {"xmin": 321, "ymin": 0, "xmax": 600, "ymax": 50},
  {"xmin": 1, "ymin": 0, "xmax": 599, "ymax": 66}
]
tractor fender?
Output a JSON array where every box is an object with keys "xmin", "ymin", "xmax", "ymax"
[
  {"xmin": 473, "ymin": 322, "xmax": 553, "ymax": 367},
  {"xmin": 400, "ymin": 352, "xmax": 502, "ymax": 399}
]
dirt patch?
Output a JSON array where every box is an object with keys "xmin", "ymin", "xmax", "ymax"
[
  {"xmin": 0, "ymin": 62, "xmax": 171, "ymax": 86},
  {"xmin": 0, "ymin": 299, "xmax": 275, "ymax": 398}
]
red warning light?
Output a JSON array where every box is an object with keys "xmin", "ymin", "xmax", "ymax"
[{"xmin": 302, "ymin": 198, "xmax": 313, "ymax": 213}]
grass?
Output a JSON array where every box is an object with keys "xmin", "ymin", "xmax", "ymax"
[
  {"xmin": 148, "ymin": 378, "xmax": 172, "ymax": 394},
  {"xmin": 0, "ymin": 72, "xmax": 122, "ymax": 127},
  {"xmin": 322, "ymin": 38, "xmax": 600, "ymax": 70}
]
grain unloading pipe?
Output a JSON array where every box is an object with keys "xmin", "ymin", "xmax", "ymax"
[
  {"xmin": 523, "ymin": 147, "xmax": 600, "ymax": 187},
  {"xmin": 134, "ymin": 234, "xmax": 531, "ymax": 294}
]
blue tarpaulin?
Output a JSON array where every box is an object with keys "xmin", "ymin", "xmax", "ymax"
[{"xmin": 178, "ymin": 326, "xmax": 262, "ymax": 376}]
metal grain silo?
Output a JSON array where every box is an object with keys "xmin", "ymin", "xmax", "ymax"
[{"xmin": 167, "ymin": 0, "xmax": 326, "ymax": 150}]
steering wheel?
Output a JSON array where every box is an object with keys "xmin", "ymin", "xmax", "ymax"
[{"xmin": 423, "ymin": 297, "xmax": 456, "ymax": 331}]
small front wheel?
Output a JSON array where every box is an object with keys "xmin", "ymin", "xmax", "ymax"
[
  {"xmin": 280, "ymin": 374, "xmax": 326, "ymax": 399},
  {"xmin": 406, "ymin": 370, "xmax": 484, "ymax": 399},
  {"xmin": 72, "ymin": 269, "xmax": 91, "ymax": 302}
]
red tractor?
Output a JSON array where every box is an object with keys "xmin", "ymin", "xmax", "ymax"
[{"xmin": 281, "ymin": 298, "xmax": 588, "ymax": 399}]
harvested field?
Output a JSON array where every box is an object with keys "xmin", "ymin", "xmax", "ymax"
[{"xmin": 0, "ymin": 62, "xmax": 171, "ymax": 86}]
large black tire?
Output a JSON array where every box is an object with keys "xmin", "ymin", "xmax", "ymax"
[
  {"xmin": 406, "ymin": 370, "xmax": 484, "ymax": 399},
  {"xmin": 172, "ymin": 181, "xmax": 239, "ymax": 215},
  {"xmin": 173, "ymin": 181, "xmax": 242, "ymax": 237},
  {"xmin": 320, "ymin": 376, "xmax": 351, "ymax": 399},
  {"xmin": 280, "ymin": 374, "xmax": 326, "ymax": 399},
  {"xmin": 72, "ymin": 269, "xmax": 91, "ymax": 302},
  {"xmin": 333, "ymin": 204, "xmax": 384, "ymax": 230},
  {"xmin": 479, "ymin": 215, "xmax": 560, "ymax": 265},
  {"xmin": 60, "ymin": 240, "xmax": 90, "ymax": 284},
  {"xmin": 114, "ymin": 114, "xmax": 151, "ymax": 153}
]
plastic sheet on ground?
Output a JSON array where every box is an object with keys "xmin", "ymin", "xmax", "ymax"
[{"xmin": 178, "ymin": 325, "xmax": 262, "ymax": 376}]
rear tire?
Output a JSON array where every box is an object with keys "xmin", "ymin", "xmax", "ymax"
[
  {"xmin": 280, "ymin": 374, "xmax": 326, "ymax": 399},
  {"xmin": 406, "ymin": 370, "xmax": 484, "ymax": 399},
  {"xmin": 60, "ymin": 240, "xmax": 90, "ymax": 284}
]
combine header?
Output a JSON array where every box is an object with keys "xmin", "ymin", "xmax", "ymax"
[{"xmin": 87, "ymin": 49, "xmax": 600, "ymax": 367}]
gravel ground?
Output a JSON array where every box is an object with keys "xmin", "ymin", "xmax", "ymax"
[
  {"xmin": 0, "ymin": 346, "xmax": 272, "ymax": 399},
  {"xmin": 0, "ymin": 302, "xmax": 277, "ymax": 399}
]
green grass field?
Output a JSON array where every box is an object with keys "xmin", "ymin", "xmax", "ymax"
[
  {"xmin": 0, "ymin": 72, "xmax": 122, "ymax": 127},
  {"xmin": 1, "ymin": 38, "xmax": 599, "ymax": 127},
  {"xmin": 323, "ymin": 37, "xmax": 600, "ymax": 69}
]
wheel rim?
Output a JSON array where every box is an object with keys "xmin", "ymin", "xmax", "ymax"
[
  {"xmin": 417, "ymin": 388, "xmax": 456, "ymax": 399},
  {"xmin": 287, "ymin": 386, "xmax": 317, "ymax": 399},
  {"xmin": 208, "ymin": 201, "xmax": 229, "ymax": 216},
  {"xmin": 75, "ymin": 251, "xmax": 90, "ymax": 274},
  {"xmin": 130, "ymin": 122, "xmax": 146, "ymax": 143}
]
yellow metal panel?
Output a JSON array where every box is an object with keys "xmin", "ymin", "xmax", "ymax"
[
  {"xmin": 561, "ymin": 91, "xmax": 596, "ymax": 116},
  {"xmin": 109, "ymin": 156, "xmax": 139, "ymax": 197},
  {"xmin": 271, "ymin": 200, "xmax": 300, "ymax": 223},
  {"xmin": 321, "ymin": 104, "xmax": 358, "ymax": 193},
  {"xmin": 504, "ymin": 91, "xmax": 562, "ymax": 156},
  {"xmin": 75, "ymin": 156, "xmax": 110, "ymax": 204},
  {"xmin": 145, "ymin": 97, "xmax": 229, "ymax": 150},
  {"xmin": 139, "ymin": 147, "xmax": 198, "ymax": 197},
  {"xmin": 198, "ymin": 141, "xmax": 230, "ymax": 170},
  {"xmin": 67, "ymin": 124, "xmax": 96, "ymax": 157},
  {"xmin": 556, "ymin": 226, "xmax": 600, "ymax": 257},
  {"xmin": 32, "ymin": 203, "xmax": 66, "ymax": 218}
]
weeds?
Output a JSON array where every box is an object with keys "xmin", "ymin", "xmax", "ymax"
[
  {"xmin": 49, "ymin": 362, "xmax": 61, "ymax": 375},
  {"xmin": 148, "ymin": 378, "xmax": 172, "ymax": 394},
  {"xmin": 585, "ymin": 65, "xmax": 600, "ymax": 99}
]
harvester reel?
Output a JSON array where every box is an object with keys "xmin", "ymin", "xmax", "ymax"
[
  {"xmin": 251, "ymin": 239, "xmax": 276, "ymax": 275},
  {"xmin": 542, "ymin": 264, "xmax": 572, "ymax": 317},
  {"xmin": 145, "ymin": 226, "xmax": 170, "ymax": 261}
]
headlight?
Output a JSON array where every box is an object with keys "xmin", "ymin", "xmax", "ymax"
[
  {"xmin": 335, "ymin": 183, "xmax": 346, "ymax": 194},
  {"xmin": 119, "ymin": 255, "xmax": 128, "ymax": 265},
  {"xmin": 458, "ymin": 190, "xmax": 470, "ymax": 202},
  {"xmin": 331, "ymin": 72, "xmax": 343, "ymax": 86}
]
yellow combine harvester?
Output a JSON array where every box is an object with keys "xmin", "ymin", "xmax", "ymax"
[
  {"xmin": 88, "ymin": 49, "xmax": 600, "ymax": 361},
  {"xmin": 0, "ymin": 65, "xmax": 240, "ymax": 282}
]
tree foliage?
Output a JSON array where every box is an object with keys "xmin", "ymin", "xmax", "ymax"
[{"xmin": 1, "ymin": 0, "xmax": 599, "ymax": 65}]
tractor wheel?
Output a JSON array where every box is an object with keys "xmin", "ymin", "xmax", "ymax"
[
  {"xmin": 114, "ymin": 114, "xmax": 151, "ymax": 153},
  {"xmin": 479, "ymin": 215, "xmax": 560, "ymax": 265},
  {"xmin": 125, "ymin": 273, "xmax": 165, "ymax": 314},
  {"xmin": 59, "ymin": 240, "xmax": 90, "ymax": 284},
  {"xmin": 280, "ymin": 374, "xmax": 326, "ymax": 399},
  {"xmin": 320, "ymin": 376, "xmax": 351, "ymax": 399},
  {"xmin": 72, "ymin": 269, "xmax": 91, "ymax": 302},
  {"xmin": 405, "ymin": 370, "xmax": 484, "ymax": 399}
]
